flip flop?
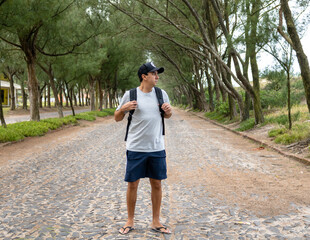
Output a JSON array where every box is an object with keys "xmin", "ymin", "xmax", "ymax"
[
  {"xmin": 152, "ymin": 226, "xmax": 171, "ymax": 234},
  {"xmin": 119, "ymin": 226, "xmax": 134, "ymax": 235}
]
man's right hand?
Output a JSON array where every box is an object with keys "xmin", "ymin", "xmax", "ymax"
[
  {"xmin": 115, "ymin": 101, "xmax": 138, "ymax": 122},
  {"xmin": 121, "ymin": 101, "xmax": 138, "ymax": 112}
]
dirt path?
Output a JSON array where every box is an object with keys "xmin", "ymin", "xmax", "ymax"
[
  {"xmin": 0, "ymin": 108, "xmax": 309, "ymax": 239},
  {"xmin": 166, "ymin": 109, "xmax": 310, "ymax": 217}
]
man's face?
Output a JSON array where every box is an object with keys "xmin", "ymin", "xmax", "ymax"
[{"xmin": 143, "ymin": 71, "xmax": 159, "ymax": 86}]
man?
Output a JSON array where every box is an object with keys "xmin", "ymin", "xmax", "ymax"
[{"xmin": 114, "ymin": 62, "xmax": 172, "ymax": 235}]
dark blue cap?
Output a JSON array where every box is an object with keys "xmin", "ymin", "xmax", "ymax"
[{"xmin": 138, "ymin": 62, "xmax": 164, "ymax": 78}]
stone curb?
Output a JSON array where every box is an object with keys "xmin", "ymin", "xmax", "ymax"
[{"xmin": 189, "ymin": 111, "xmax": 310, "ymax": 166}]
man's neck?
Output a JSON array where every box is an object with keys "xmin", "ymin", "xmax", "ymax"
[{"xmin": 139, "ymin": 82, "xmax": 153, "ymax": 93}]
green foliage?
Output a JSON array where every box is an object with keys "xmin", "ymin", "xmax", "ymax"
[
  {"xmin": 266, "ymin": 111, "xmax": 301, "ymax": 126},
  {"xmin": 62, "ymin": 116, "xmax": 78, "ymax": 125},
  {"xmin": 268, "ymin": 128, "xmax": 287, "ymax": 137},
  {"xmin": 75, "ymin": 109, "xmax": 115, "ymax": 121},
  {"xmin": 214, "ymin": 101, "xmax": 230, "ymax": 116},
  {"xmin": 236, "ymin": 118, "xmax": 256, "ymax": 131},
  {"xmin": 102, "ymin": 108, "xmax": 116, "ymax": 115},
  {"xmin": 274, "ymin": 124, "xmax": 310, "ymax": 144},
  {"xmin": 0, "ymin": 109, "xmax": 115, "ymax": 143},
  {"xmin": 268, "ymin": 123, "xmax": 310, "ymax": 144},
  {"xmin": 205, "ymin": 111, "xmax": 229, "ymax": 123},
  {"xmin": 260, "ymin": 70, "xmax": 305, "ymax": 109},
  {"xmin": 75, "ymin": 113, "xmax": 96, "ymax": 121},
  {"xmin": 0, "ymin": 127, "xmax": 24, "ymax": 142},
  {"xmin": 7, "ymin": 122, "xmax": 50, "ymax": 137}
]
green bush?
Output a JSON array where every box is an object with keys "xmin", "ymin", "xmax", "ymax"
[
  {"xmin": 215, "ymin": 101, "xmax": 230, "ymax": 116},
  {"xmin": 266, "ymin": 111, "xmax": 301, "ymax": 126},
  {"xmin": 236, "ymin": 118, "xmax": 255, "ymax": 131},
  {"xmin": 62, "ymin": 116, "xmax": 78, "ymax": 125},
  {"xmin": 7, "ymin": 122, "xmax": 50, "ymax": 137},
  {"xmin": 268, "ymin": 128, "xmax": 287, "ymax": 137},
  {"xmin": 76, "ymin": 109, "xmax": 115, "ymax": 120},
  {"xmin": 102, "ymin": 108, "xmax": 116, "ymax": 115},
  {"xmin": 275, "ymin": 133, "xmax": 298, "ymax": 144},
  {"xmin": 0, "ymin": 127, "xmax": 24, "ymax": 142},
  {"xmin": 260, "ymin": 90, "xmax": 286, "ymax": 108},
  {"xmin": 271, "ymin": 123, "xmax": 310, "ymax": 144},
  {"xmin": 41, "ymin": 118, "xmax": 64, "ymax": 130},
  {"xmin": 205, "ymin": 111, "xmax": 229, "ymax": 123},
  {"xmin": 0, "ymin": 109, "xmax": 114, "ymax": 143},
  {"xmin": 75, "ymin": 113, "xmax": 96, "ymax": 121}
]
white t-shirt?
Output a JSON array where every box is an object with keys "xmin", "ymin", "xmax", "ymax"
[{"xmin": 116, "ymin": 87, "xmax": 170, "ymax": 152}]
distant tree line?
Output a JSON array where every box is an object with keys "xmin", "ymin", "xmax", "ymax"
[{"xmin": 0, "ymin": 0, "xmax": 309, "ymax": 128}]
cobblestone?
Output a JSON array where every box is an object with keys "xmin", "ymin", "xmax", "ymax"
[{"xmin": 0, "ymin": 109, "xmax": 309, "ymax": 239}]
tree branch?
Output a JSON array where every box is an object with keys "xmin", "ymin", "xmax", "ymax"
[
  {"xmin": 52, "ymin": 0, "xmax": 76, "ymax": 18},
  {"xmin": 0, "ymin": 36, "xmax": 22, "ymax": 48},
  {"xmin": 277, "ymin": 6, "xmax": 295, "ymax": 50},
  {"xmin": 36, "ymin": 33, "xmax": 95, "ymax": 57}
]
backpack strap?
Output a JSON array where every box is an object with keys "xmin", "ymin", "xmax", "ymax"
[
  {"xmin": 154, "ymin": 87, "xmax": 165, "ymax": 136},
  {"xmin": 124, "ymin": 88, "xmax": 137, "ymax": 141}
]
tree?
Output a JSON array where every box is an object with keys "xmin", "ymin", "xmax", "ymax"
[
  {"xmin": 278, "ymin": 0, "xmax": 310, "ymax": 113},
  {"xmin": 0, "ymin": 79, "xmax": 6, "ymax": 127},
  {"xmin": 0, "ymin": 0, "xmax": 99, "ymax": 120}
]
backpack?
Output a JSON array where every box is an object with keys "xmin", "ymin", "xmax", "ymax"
[{"xmin": 124, "ymin": 87, "xmax": 165, "ymax": 141}]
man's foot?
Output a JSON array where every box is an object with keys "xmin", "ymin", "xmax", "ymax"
[
  {"xmin": 151, "ymin": 226, "xmax": 171, "ymax": 234},
  {"xmin": 119, "ymin": 226, "xmax": 134, "ymax": 235}
]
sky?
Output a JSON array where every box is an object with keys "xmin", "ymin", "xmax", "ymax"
[
  {"xmin": 257, "ymin": 2, "xmax": 310, "ymax": 74},
  {"xmin": 257, "ymin": 26, "xmax": 310, "ymax": 74}
]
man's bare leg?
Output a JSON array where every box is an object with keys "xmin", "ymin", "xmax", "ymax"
[
  {"xmin": 150, "ymin": 178, "xmax": 171, "ymax": 234},
  {"xmin": 119, "ymin": 179, "xmax": 140, "ymax": 234}
]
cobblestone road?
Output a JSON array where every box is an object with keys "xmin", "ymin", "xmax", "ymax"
[{"xmin": 0, "ymin": 109, "xmax": 309, "ymax": 239}]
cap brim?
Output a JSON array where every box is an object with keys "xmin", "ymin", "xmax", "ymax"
[{"xmin": 150, "ymin": 67, "xmax": 164, "ymax": 74}]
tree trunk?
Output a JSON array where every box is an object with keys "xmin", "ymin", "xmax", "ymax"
[
  {"xmin": 38, "ymin": 63, "xmax": 63, "ymax": 117},
  {"xmin": 73, "ymin": 87, "xmax": 77, "ymax": 107},
  {"xmin": 287, "ymin": 69, "xmax": 292, "ymax": 129},
  {"xmin": 226, "ymin": 56, "xmax": 237, "ymax": 119},
  {"xmin": 210, "ymin": 0, "xmax": 264, "ymax": 124},
  {"xmin": 0, "ymin": 80, "xmax": 7, "ymax": 127},
  {"xmin": 19, "ymin": 33, "xmax": 40, "ymax": 121},
  {"xmin": 27, "ymin": 61, "xmax": 40, "ymax": 121},
  {"xmin": 59, "ymin": 85, "xmax": 63, "ymax": 107},
  {"xmin": 47, "ymin": 83, "xmax": 51, "ymax": 108},
  {"xmin": 85, "ymin": 90, "xmax": 89, "ymax": 106},
  {"xmin": 8, "ymin": 73, "xmax": 16, "ymax": 110},
  {"xmin": 249, "ymin": 0, "xmax": 264, "ymax": 124},
  {"xmin": 64, "ymin": 81, "xmax": 75, "ymax": 116},
  {"xmin": 44, "ymin": 86, "xmax": 47, "ymax": 107},
  {"xmin": 103, "ymin": 89, "xmax": 108, "ymax": 109},
  {"xmin": 88, "ymin": 76, "xmax": 96, "ymax": 111},
  {"xmin": 98, "ymin": 79, "xmax": 103, "ymax": 111},
  {"xmin": 206, "ymin": 70, "xmax": 214, "ymax": 111},
  {"xmin": 21, "ymin": 80, "xmax": 27, "ymax": 110},
  {"xmin": 279, "ymin": 0, "xmax": 310, "ymax": 113}
]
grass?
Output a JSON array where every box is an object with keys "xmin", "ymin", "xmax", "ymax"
[
  {"xmin": 203, "ymin": 104, "xmax": 310, "ymax": 146},
  {"xmin": 204, "ymin": 111, "xmax": 230, "ymax": 124},
  {"xmin": 0, "ymin": 108, "xmax": 115, "ymax": 143}
]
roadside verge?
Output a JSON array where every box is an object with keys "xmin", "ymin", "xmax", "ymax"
[{"xmin": 188, "ymin": 110, "xmax": 310, "ymax": 166}]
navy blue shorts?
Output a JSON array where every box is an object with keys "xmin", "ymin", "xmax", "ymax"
[{"xmin": 125, "ymin": 150, "xmax": 167, "ymax": 182}]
